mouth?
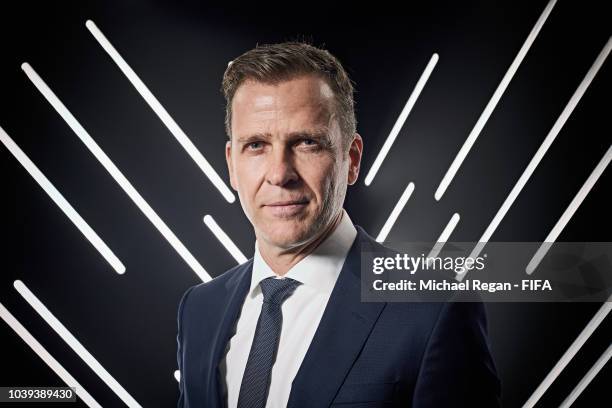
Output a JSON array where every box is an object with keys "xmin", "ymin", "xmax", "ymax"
[
  {"xmin": 263, "ymin": 199, "xmax": 309, "ymax": 217},
  {"xmin": 266, "ymin": 199, "xmax": 309, "ymax": 206}
]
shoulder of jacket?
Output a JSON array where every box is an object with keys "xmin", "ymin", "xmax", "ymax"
[{"xmin": 184, "ymin": 258, "xmax": 253, "ymax": 301}]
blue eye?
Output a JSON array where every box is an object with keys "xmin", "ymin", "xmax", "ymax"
[{"xmin": 247, "ymin": 141, "xmax": 262, "ymax": 149}]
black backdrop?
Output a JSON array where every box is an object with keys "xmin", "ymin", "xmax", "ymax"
[{"xmin": 0, "ymin": 0, "xmax": 610, "ymax": 406}]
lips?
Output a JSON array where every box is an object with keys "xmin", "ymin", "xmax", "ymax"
[
  {"xmin": 266, "ymin": 199, "xmax": 308, "ymax": 206},
  {"xmin": 263, "ymin": 199, "xmax": 309, "ymax": 217}
]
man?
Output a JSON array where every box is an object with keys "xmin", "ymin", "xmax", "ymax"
[{"xmin": 176, "ymin": 42, "xmax": 501, "ymax": 407}]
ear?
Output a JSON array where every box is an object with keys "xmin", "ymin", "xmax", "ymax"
[
  {"xmin": 347, "ymin": 133, "xmax": 363, "ymax": 185},
  {"xmin": 225, "ymin": 140, "xmax": 238, "ymax": 191}
]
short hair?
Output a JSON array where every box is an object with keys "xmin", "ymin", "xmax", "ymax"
[{"xmin": 222, "ymin": 41, "xmax": 356, "ymax": 148}]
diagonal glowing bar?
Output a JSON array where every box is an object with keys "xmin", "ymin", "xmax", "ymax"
[
  {"xmin": 364, "ymin": 53, "xmax": 439, "ymax": 186},
  {"xmin": 22, "ymin": 62, "xmax": 211, "ymax": 283},
  {"xmin": 426, "ymin": 213, "xmax": 460, "ymax": 260},
  {"xmin": 376, "ymin": 182, "xmax": 415, "ymax": 242},
  {"xmin": 203, "ymin": 215, "xmax": 248, "ymax": 264},
  {"xmin": 14, "ymin": 280, "xmax": 142, "ymax": 407},
  {"xmin": 527, "ymin": 145, "xmax": 611, "ymax": 274},
  {"xmin": 457, "ymin": 37, "xmax": 612, "ymax": 282},
  {"xmin": 0, "ymin": 301, "xmax": 101, "ymax": 408},
  {"xmin": 85, "ymin": 20, "xmax": 235, "ymax": 204},
  {"xmin": 0, "ymin": 125, "xmax": 125, "ymax": 274},
  {"xmin": 558, "ymin": 343, "xmax": 612, "ymax": 408},
  {"xmin": 523, "ymin": 296, "xmax": 612, "ymax": 408},
  {"xmin": 435, "ymin": 0, "xmax": 558, "ymax": 201}
]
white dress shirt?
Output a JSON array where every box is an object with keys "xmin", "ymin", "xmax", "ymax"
[{"xmin": 221, "ymin": 209, "xmax": 357, "ymax": 408}]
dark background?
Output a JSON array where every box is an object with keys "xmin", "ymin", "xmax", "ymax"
[{"xmin": 1, "ymin": 0, "xmax": 610, "ymax": 406}]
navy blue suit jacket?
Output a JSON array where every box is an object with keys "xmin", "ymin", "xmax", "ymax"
[{"xmin": 176, "ymin": 225, "xmax": 501, "ymax": 407}]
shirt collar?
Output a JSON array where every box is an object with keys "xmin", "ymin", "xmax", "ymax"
[{"xmin": 250, "ymin": 209, "xmax": 357, "ymax": 297}]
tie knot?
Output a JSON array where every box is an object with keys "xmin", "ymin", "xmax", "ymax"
[{"xmin": 259, "ymin": 277, "xmax": 301, "ymax": 305}]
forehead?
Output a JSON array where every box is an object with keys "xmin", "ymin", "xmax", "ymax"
[{"xmin": 231, "ymin": 75, "xmax": 335, "ymax": 136}]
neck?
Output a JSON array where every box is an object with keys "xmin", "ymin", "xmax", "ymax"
[{"xmin": 258, "ymin": 210, "xmax": 344, "ymax": 276}]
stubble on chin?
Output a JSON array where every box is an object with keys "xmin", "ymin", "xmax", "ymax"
[
  {"xmin": 255, "ymin": 209, "xmax": 320, "ymax": 251},
  {"xmin": 260, "ymin": 217, "xmax": 313, "ymax": 249}
]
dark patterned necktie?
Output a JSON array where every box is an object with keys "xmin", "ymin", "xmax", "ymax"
[{"xmin": 237, "ymin": 277, "xmax": 302, "ymax": 408}]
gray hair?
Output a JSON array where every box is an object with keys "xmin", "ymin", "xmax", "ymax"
[{"xmin": 221, "ymin": 41, "xmax": 356, "ymax": 148}]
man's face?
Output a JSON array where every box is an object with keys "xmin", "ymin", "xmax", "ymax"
[{"xmin": 226, "ymin": 74, "xmax": 362, "ymax": 250}]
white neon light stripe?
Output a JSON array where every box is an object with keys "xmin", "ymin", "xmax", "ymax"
[
  {"xmin": 174, "ymin": 370, "xmax": 181, "ymax": 383},
  {"xmin": 559, "ymin": 343, "xmax": 612, "ymax": 408},
  {"xmin": 523, "ymin": 296, "xmax": 612, "ymax": 408},
  {"xmin": 426, "ymin": 213, "xmax": 460, "ymax": 260},
  {"xmin": 0, "ymin": 301, "xmax": 101, "ymax": 408},
  {"xmin": 526, "ymin": 145, "xmax": 612, "ymax": 274},
  {"xmin": 376, "ymin": 182, "xmax": 415, "ymax": 242},
  {"xmin": 460, "ymin": 37, "xmax": 612, "ymax": 279},
  {"xmin": 434, "ymin": 0, "xmax": 558, "ymax": 201},
  {"xmin": 0, "ymin": 126, "xmax": 125, "ymax": 274},
  {"xmin": 22, "ymin": 63, "xmax": 211, "ymax": 283},
  {"xmin": 13, "ymin": 280, "xmax": 142, "ymax": 408},
  {"xmin": 84, "ymin": 20, "xmax": 235, "ymax": 204},
  {"xmin": 364, "ymin": 53, "xmax": 439, "ymax": 186},
  {"xmin": 203, "ymin": 215, "xmax": 248, "ymax": 264}
]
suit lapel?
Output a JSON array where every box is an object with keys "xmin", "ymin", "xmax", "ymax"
[
  {"xmin": 207, "ymin": 261, "xmax": 253, "ymax": 407},
  {"xmin": 287, "ymin": 226, "xmax": 387, "ymax": 407}
]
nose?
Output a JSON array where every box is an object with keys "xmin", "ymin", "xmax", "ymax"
[{"xmin": 266, "ymin": 146, "xmax": 298, "ymax": 187}]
